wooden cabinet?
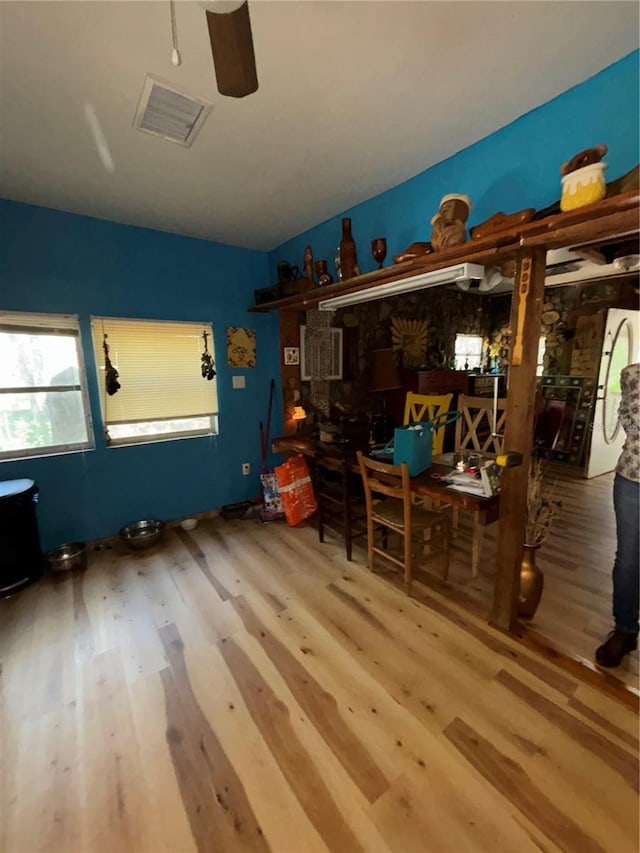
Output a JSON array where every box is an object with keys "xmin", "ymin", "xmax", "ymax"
[
  {"xmin": 417, "ymin": 369, "xmax": 469, "ymax": 395},
  {"xmin": 467, "ymin": 373, "xmax": 507, "ymax": 398}
]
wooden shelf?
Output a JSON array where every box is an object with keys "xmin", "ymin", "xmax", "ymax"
[{"xmin": 248, "ymin": 191, "xmax": 639, "ymax": 314}]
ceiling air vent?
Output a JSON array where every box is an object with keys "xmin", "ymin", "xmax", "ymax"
[{"xmin": 133, "ymin": 75, "xmax": 212, "ymax": 147}]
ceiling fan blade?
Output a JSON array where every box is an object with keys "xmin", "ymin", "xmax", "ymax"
[{"xmin": 205, "ymin": 2, "xmax": 258, "ymax": 98}]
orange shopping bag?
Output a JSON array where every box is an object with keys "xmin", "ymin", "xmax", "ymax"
[{"xmin": 274, "ymin": 454, "xmax": 317, "ymax": 527}]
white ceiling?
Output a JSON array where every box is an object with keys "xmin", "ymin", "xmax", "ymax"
[{"xmin": 1, "ymin": 1, "xmax": 638, "ymax": 251}]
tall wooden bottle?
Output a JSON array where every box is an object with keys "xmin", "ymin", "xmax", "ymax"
[{"xmin": 339, "ymin": 217, "xmax": 358, "ymax": 281}]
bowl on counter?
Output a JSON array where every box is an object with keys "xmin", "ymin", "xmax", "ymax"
[
  {"xmin": 118, "ymin": 519, "xmax": 165, "ymax": 551},
  {"xmin": 46, "ymin": 542, "xmax": 88, "ymax": 573},
  {"xmin": 179, "ymin": 517, "xmax": 198, "ymax": 531}
]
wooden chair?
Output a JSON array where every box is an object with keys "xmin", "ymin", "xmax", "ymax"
[
  {"xmin": 453, "ymin": 394, "xmax": 506, "ymax": 575},
  {"xmin": 454, "ymin": 393, "xmax": 506, "ymax": 458},
  {"xmin": 314, "ymin": 442, "xmax": 367, "ymax": 561},
  {"xmin": 356, "ymin": 451, "xmax": 450, "ymax": 594},
  {"xmin": 403, "ymin": 392, "xmax": 453, "ymax": 458}
]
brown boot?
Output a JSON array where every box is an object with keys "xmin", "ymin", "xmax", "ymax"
[{"xmin": 595, "ymin": 631, "xmax": 638, "ymax": 668}]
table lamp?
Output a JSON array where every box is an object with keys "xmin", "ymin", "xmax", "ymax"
[{"xmin": 292, "ymin": 405, "xmax": 307, "ymax": 432}]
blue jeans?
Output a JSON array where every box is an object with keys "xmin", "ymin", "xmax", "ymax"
[{"xmin": 612, "ymin": 473, "xmax": 640, "ymax": 634}]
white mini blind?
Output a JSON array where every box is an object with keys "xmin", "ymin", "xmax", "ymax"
[{"xmin": 91, "ymin": 317, "xmax": 218, "ymax": 426}]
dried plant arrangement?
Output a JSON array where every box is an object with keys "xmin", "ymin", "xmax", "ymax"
[{"xmin": 525, "ymin": 457, "xmax": 562, "ymax": 546}]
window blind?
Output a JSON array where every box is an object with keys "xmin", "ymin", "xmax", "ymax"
[
  {"xmin": 91, "ymin": 318, "xmax": 218, "ymax": 426},
  {"xmin": 0, "ymin": 311, "xmax": 80, "ymax": 335}
]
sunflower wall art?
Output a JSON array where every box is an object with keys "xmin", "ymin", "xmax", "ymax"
[
  {"xmin": 226, "ymin": 326, "xmax": 257, "ymax": 368},
  {"xmin": 391, "ymin": 317, "xmax": 428, "ymax": 369}
]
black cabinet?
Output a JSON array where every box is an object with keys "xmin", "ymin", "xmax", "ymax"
[{"xmin": 0, "ymin": 479, "xmax": 43, "ymax": 597}]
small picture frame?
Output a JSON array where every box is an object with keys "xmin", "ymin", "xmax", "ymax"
[{"xmin": 283, "ymin": 346, "xmax": 300, "ymax": 366}]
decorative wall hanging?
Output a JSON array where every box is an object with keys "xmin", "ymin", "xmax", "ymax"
[
  {"xmin": 201, "ymin": 330, "xmax": 216, "ymax": 380},
  {"xmin": 283, "ymin": 346, "xmax": 300, "ymax": 366},
  {"xmin": 102, "ymin": 333, "xmax": 121, "ymax": 396},
  {"xmin": 226, "ymin": 326, "xmax": 256, "ymax": 368},
  {"xmin": 305, "ymin": 308, "xmax": 334, "ymax": 416},
  {"xmin": 391, "ymin": 317, "xmax": 428, "ymax": 369}
]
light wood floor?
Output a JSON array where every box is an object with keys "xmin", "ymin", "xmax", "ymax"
[
  {"xmin": 1, "ymin": 516, "xmax": 638, "ymax": 853},
  {"xmin": 423, "ymin": 469, "xmax": 639, "ymax": 694}
]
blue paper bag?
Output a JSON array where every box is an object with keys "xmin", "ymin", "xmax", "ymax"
[{"xmin": 393, "ymin": 422, "xmax": 433, "ymax": 476}]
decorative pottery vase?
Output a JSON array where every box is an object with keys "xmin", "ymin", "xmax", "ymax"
[
  {"xmin": 517, "ymin": 544, "xmax": 545, "ymax": 619},
  {"xmin": 314, "ymin": 259, "xmax": 333, "ymax": 287},
  {"xmin": 339, "ymin": 217, "xmax": 358, "ymax": 281},
  {"xmin": 560, "ymin": 162, "xmax": 607, "ymax": 212},
  {"xmin": 303, "ymin": 245, "xmax": 314, "ymax": 281}
]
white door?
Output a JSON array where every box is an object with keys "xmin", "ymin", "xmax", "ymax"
[{"xmin": 586, "ymin": 308, "xmax": 640, "ymax": 478}]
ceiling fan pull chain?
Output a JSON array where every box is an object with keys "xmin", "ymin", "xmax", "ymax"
[{"xmin": 169, "ymin": 1, "xmax": 182, "ymax": 67}]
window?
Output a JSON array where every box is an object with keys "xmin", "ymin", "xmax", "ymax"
[
  {"xmin": 0, "ymin": 312, "xmax": 94, "ymax": 460},
  {"xmin": 536, "ymin": 335, "xmax": 546, "ymax": 376},
  {"xmin": 91, "ymin": 317, "xmax": 218, "ymax": 446},
  {"xmin": 454, "ymin": 334, "xmax": 483, "ymax": 370}
]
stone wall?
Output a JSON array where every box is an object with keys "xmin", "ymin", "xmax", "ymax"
[
  {"xmin": 485, "ymin": 280, "xmax": 635, "ymax": 378},
  {"xmin": 539, "ymin": 281, "xmax": 632, "ymax": 377},
  {"xmin": 301, "ymin": 278, "xmax": 636, "ymax": 419},
  {"xmin": 305, "ymin": 287, "xmax": 495, "ymax": 416}
]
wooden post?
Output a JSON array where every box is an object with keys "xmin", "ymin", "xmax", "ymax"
[{"xmin": 490, "ymin": 247, "xmax": 546, "ymax": 631}]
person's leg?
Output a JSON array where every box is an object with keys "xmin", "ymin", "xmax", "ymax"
[
  {"xmin": 596, "ymin": 474, "xmax": 639, "ymax": 668},
  {"xmin": 612, "ymin": 473, "xmax": 639, "ymax": 634}
]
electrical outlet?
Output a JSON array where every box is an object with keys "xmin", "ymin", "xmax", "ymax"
[{"xmin": 242, "ymin": 463, "xmax": 250, "ymax": 475}]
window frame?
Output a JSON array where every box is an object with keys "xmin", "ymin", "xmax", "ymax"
[
  {"xmin": 299, "ymin": 325, "xmax": 343, "ymax": 381},
  {"xmin": 90, "ymin": 316, "xmax": 219, "ymax": 448},
  {"xmin": 0, "ymin": 314, "xmax": 95, "ymax": 461},
  {"xmin": 454, "ymin": 333, "xmax": 484, "ymax": 371},
  {"xmin": 536, "ymin": 334, "xmax": 547, "ymax": 376}
]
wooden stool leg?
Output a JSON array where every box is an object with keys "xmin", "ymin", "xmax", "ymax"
[
  {"xmin": 342, "ymin": 472, "xmax": 353, "ymax": 562},
  {"xmin": 314, "ymin": 460, "xmax": 325, "ymax": 544},
  {"xmin": 441, "ymin": 517, "xmax": 450, "ymax": 580},
  {"xmin": 366, "ymin": 516, "xmax": 375, "ymax": 572},
  {"xmin": 452, "ymin": 506, "xmax": 459, "ymax": 534},
  {"xmin": 471, "ymin": 510, "xmax": 484, "ymax": 578},
  {"xmin": 403, "ymin": 530, "xmax": 412, "ymax": 595}
]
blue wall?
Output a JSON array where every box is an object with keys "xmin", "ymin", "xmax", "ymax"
[
  {"xmin": 269, "ymin": 51, "xmax": 640, "ymax": 278},
  {"xmin": 0, "ymin": 201, "xmax": 278, "ymax": 549},
  {"xmin": 2, "ymin": 51, "xmax": 639, "ymax": 548}
]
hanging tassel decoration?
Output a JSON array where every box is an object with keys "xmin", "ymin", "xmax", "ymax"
[
  {"xmin": 201, "ymin": 330, "xmax": 216, "ymax": 380},
  {"xmin": 103, "ymin": 334, "xmax": 121, "ymax": 396}
]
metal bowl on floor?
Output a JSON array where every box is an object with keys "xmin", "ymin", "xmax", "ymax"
[
  {"xmin": 46, "ymin": 542, "xmax": 88, "ymax": 573},
  {"xmin": 119, "ymin": 519, "xmax": 165, "ymax": 551}
]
